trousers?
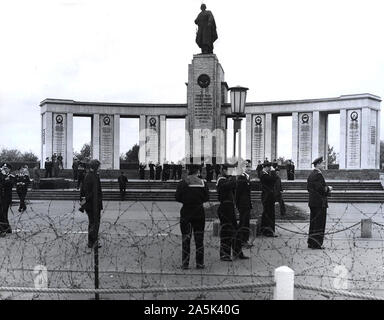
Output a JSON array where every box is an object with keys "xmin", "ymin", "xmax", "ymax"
[
  {"xmin": 180, "ymin": 213, "xmax": 205, "ymax": 267},
  {"xmin": 217, "ymin": 203, "xmax": 242, "ymax": 258},
  {"xmin": 86, "ymin": 209, "xmax": 101, "ymax": 247},
  {"xmin": 308, "ymin": 206, "xmax": 327, "ymax": 247}
]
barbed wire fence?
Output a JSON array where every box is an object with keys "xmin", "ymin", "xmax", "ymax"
[{"xmin": 1, "ymin": 199, "xmax": 384, "ymax": 300}]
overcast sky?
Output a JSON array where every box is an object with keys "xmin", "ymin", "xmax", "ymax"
[{"xmin": 1, "ymin": 0, "xmax": 384, "ymax": 161}]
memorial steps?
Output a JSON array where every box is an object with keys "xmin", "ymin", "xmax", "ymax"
[{"xmin": 13, "ymin": 180, "xmax": 384, "ymax": 203}]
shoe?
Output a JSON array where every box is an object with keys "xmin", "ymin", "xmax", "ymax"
[
  {"xmin": 6, "ymin": 229, "xmax": 12, "ymax": 234},
  {"xmin": 220, "ymin": 257, "xmax": 232, "ymax": 262},
  {"xmin": 196, "ymin": 264, "xmax": 205, "ymax": 269},
  {"xmin": 242, "ymin": 242, "xmax": 253, "ymax": 249},
  {"xmin": 263, "ymin": 233, "xmax": 278, "ymax": 238},
  {"xmin": 181, "ymin": 265, "xmax": 189, "ymax": 270},
  {"xmin": 308, "ymin": 245, "xmax": 325, "ymax": 250},
  {"xmin": 0, "ymin": 232, "xmax": 6, "ymax": 238},
  {"xmin": 235, "ymin": 253, "xmax": 250, "ymax": 260},
  {"xmin": 88, "ymin": 243, "xmax": 102, "ymax": 249}
]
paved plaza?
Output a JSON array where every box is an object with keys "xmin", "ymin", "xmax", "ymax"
[{"xmin": 1, "ymin": 200, "xmax": 384, "ymax": 300}]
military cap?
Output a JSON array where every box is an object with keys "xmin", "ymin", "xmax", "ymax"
[
  {"xmin": 89, "ymin": 159, "xmax": 101, "ymax": 170},
  {"xmin": 262, "ymin": 161, "xmax": 272, "ymax": 168},
  {"xmin": 312, "ymin": 156, "xmax": 324, "ymax": 166},
  {"xmin": 1, "ymin": 163, "xmax": 12, "ymax": 169}
]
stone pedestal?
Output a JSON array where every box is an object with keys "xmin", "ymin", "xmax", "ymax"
[{"xmin": 186, "ymin": 54, "xmax": 226, "ymax": 164}]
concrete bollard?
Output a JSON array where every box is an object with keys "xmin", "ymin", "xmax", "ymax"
[
  {"xmin": 274, "ymin": 266, "xmax": 294, "ymax": 300},
  {"xmin": 361, "ymin": 218, "xmax": 372, "ymax": 238}
]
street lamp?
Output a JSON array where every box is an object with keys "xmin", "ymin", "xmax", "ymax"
[{"xmin": 229, "ymin": 86, "xmax": 248, "ymax": 159}]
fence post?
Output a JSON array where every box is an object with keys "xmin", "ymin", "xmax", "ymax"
[
  {"xmin": 94, "ymin": 244, "xmax": 100, "ymax": 300},
  {"xmin": 274, "ymin": 266, "xmax": 294, "ymax": 300},
  {"xmin": 361, "ymin": 218, "xmax": 372, "ymax": 238}
]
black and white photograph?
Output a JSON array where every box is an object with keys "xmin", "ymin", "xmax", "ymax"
[{"xmin": 2, "ymin": 0, "xmax": 384, "ymax": 309}]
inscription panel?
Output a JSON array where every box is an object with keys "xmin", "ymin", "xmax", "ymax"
[
  {"xmin": 298, "ymin": 112, "xmax": 312, "ymax": 170},
  {"xmin": 100, "ymin": 114, "xmax": 114, "ymax": 169},
  {"xmin": 346, "ymin": 109, "xmax": 361, "ymax": 168},
  {"xmin": 252, "ymin": 114, "xmax": 265, "ymax": 168},
  {"xmin": 52, "ymin": 113, "xmax": 66, "ymax": 160}
]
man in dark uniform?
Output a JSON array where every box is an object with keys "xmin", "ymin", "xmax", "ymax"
[
  {"xmin": 163, "ymin": 162, "xmax": 170, "ymax": 181},
  {"xmin": 177, "ymin": 161, "xmax": 183, "ymax": 180},
  {"xmin": 139, "ymin": 163, "xmax": 146, "ymax": 180},
  {"xmin": 77, "ymin": 162, "xmax": 86, "ymax": 190},
  {"xmin": 80, "ymin": 159, "xmax": 103, "ymax": 249},
  {"xmin": 205, "ymin": 163, "xmax": 213, "ymax": 182},
  {"xmin": 287, "ymin": 160, "xmax": 295, "ymax": 180},
  {"xmin": 214, "ymin": 164, "xmax": 221, "ymax": 181},
  {"xmin": 118, "ymin": 171, "xmax": 128, "ymax": 201},
  {"xmin": 235, "ymin": 160, "xmax": 253, "ymax": 248},
  {"xmin": 44, "ymin": 157, "xmax": 52, "ymax": 178},
  {"xmin": 256, "ymin": 160, "xmax": 263, "ymax": 179},
  {"xmin": 307, "ymin": 157, "xmax": 332, "ymax": 249},
  {"xmin": 272, "ymin": 159, "xmax": 278, "ymax": 170},
  {"xmin": 155, "ymin": 162, "xmax": 162, "ymax": 180},
  {"xmin": 175, "ymin": 164, "xmax": 209, "ymax": 269},
  {"xmin": 171, "ymin": 162, "xmax": 177, "ymax": 180},
  {"xmin": 259, "ymin": 161, "xmax": 278, "ymax": 237},
  {"xmin": 274, "ymin": 168, "xmax": 286, "ymax": 216},
  {"xmin": 148, "ymin": 161, "xmax": 155, "ymax": 180},
  {"xmin": 16, "ymin": 167, "xmax": 31, "ymax": 212},
  {"xmin": 0, "ymin": 163, "xmax": 15, "ymax": 236},
  {"xmin": 216, "ymin": 165, "xmax": 249, "ymax": 261},
  {"xmin": 72, "ymin": 158, "xmax": 79, "ymax": 181}
]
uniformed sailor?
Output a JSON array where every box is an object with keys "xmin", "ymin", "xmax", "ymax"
[{"xmin": 175, "ymin": 164, "xmax": 209, "ymax": 269}]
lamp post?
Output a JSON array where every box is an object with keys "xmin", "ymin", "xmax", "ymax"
[{"xmin": 229, "ymin": 86, "xmax": 248, "ymax": 160}]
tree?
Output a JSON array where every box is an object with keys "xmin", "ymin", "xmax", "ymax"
[
  {"xmin": 74, "ymin": 143, "xmax": 91, "ymax": 161},
  {"xmin": 327, "ymin": 145, "xmax": 337, "ymax": 165},
  {"xmin": 0, "ymin": 148, "xmax": 39, "ymax": 162},
  {"xmin": 122, "ymin": 144, "xmax": 139, "ymax": 163}
]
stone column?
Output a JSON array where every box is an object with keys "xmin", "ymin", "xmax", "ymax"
[
  {"xmin": 264, "ymin": 113, "xmax": 272, "ymax": 161},
  {"xmin": 291, "ymin": 112, "xmax": 299, "ymax": 166},
  {"xmin": 113, "ymin": 114, "xmax": 120, "ymax": 169},
  {"xmin": 271, "ymin": 115, "xmax": 277, "ymax": 161},
  {"xmin": 246, "ymin": 114, "xmax": 252, "ymax": 164},
  {"xmin": 66, "ymin": 113, "xmax": 73, "ymax": 169},
  {"xmin": 311, "ymin": 111, "xmax": 320, "ymax": 162},
  {"xmin": 42, "ymin": 112, "xmax": 53, "ymax": 166},
  {"xmin": 92, "ymin": 114, "xmax": 100, "ymax": 160},
  {"xmin": 139, "ymin": 115, "xmax": 146, "ymax": 164},
  {"xmin": 184, "ymin": 115, "xmax": 190, "ymax": 162},
  {"xmin": 160, "ymin": 115, "xmax": 166, "ymax": 163},
  {"xmin": 339, "ymin": 109, "xmax": 347, "ymax": 169},
  {"xmin": 376, "ymin": 110, "xmax": 381, "ymax": 169}
]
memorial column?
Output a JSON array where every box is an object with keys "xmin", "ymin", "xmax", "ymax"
[
  {"xmin": 160, "ymin": 115, "xmax": 166, "ymax": 163},
  {"xmin": 66, "ymin": 113, "xmax": 73, "ymax": 169},
  {"xmin": 139, "ymin": 115, "xmax": 146, "ymax": 164},
  {"xmin": 113, "ymin": 114, "xmax": 120, "ymax": 169},
  {"xmin": 339, "ymin": 109, "xmax": 347, "ymax": 169},
  {"xmin": 312, "ymin": 111, "xmax": 320, "ymax": 162},
  {"xmin": 264, "ymin": 113, "xmax": 272, "ymax": 161},
  {"xmin": 92, "ymin": 114, "xmax": 100, "ymax": 160},
  {"xmin": 291, "ymin": 112, "xmax": 299, "ymax": 167},
  {"xmin": 246, "ymin": 114, "xmax": 252, "ymax": 164}
]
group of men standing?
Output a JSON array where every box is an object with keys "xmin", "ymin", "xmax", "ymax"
[
  {"xmin": 174, "ymin": 155, "xmax": 332, "ymax": 268},
  {"xmin": 0, "ymin": 163, "xmax": 32, "ymax": 237},
  {"xmin": 138, "ymin": 162, "xmax": 184, "ymax": 181},
  {"xmin": 175, "ymin": 161, "xmax": 254, "ymax": 269},
  {"xmin": 44, "ymin": 153, "xmax": 63, "ymax": 178}
]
